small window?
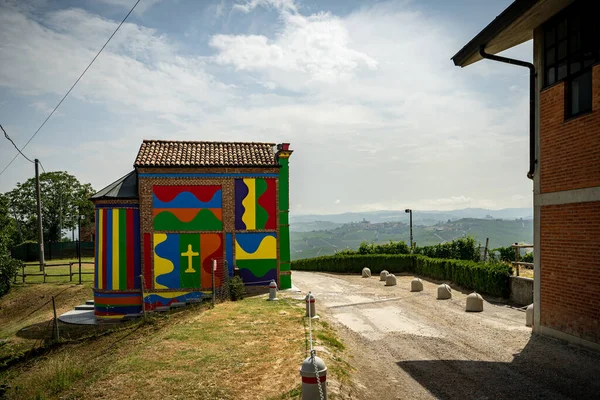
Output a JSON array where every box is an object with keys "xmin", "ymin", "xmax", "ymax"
[
  {"xmin": 543, "ymin": 2, "xmax": 598, "ymax": 119},
  {"xmin": 568, "ymin": 70, "xmax": 592, "ymax": 117}
]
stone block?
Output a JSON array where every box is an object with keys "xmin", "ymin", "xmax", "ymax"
[
  {"xmin": 437, "ymin": 284, "xmax": 452, "ymax": 300},
  {"xmin": 411, "ymin": 278, "xmax": 423, "ymax": 292}
]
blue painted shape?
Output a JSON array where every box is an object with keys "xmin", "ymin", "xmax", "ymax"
[
  {"xmin": 152, "ymin": 190, "xmax": 222, "ymax": 209},
  {"xmin": 235, "ymin": 232, "xmax": 277, "ymax": 254},
  {"xmin": 95, "ymin": 204, "xmax": 139, "ymax": 209},
  {"xmin": 139, "ymin": 173, "xmax": 279, "ymax": 178},
  {"xmin": 238, "ymin": 268, "xmax": 278, "ymax": 286},
  {"xmin": 105, "ymin": 209, "xmax": 113, "ymax": 290},
  {"xmin": 154, "ymin": 233, "xmax": 181, "ymax": 289},
  {"xmin": 226, "ymin": 233, "xmax": 234, "ymax": 276}
]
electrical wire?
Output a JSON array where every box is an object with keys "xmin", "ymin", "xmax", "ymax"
[
  {"xmin": 1, "ymin": 124, "xmax": 34, "ymax": 164},
  {"xmin": 0, "ymin": 0, "xmax": 141, "ymax": 177}
]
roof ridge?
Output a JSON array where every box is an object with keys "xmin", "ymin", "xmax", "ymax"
[{"xmin": 141, "ymin": 139, "xmax": 276, "ymax": 145}]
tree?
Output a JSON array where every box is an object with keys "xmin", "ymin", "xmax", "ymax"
[
  {"xmin": 8, "ymin": 171, "xmax": 95, "ymax": 242},
  {"xmin": 0, "ymin": 193, "xmax": 20, "ymax": 296}
]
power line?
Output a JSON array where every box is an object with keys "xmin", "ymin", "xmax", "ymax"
[
  {"xmin": 0, "ymin": 0, "xmax": 142, "ymax": 177},
  {"xmin": 1, "ymin": 124, "xmax": 34, "ymax": 164}
]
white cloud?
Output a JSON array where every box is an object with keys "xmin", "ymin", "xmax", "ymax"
[
  {"xmin": 0, "ymin": 0, "xmax": 534, "ymax": 215},
  {"xmin": 211, "ymin": 3, "xmax": 377, "ymax": 86},
  {"xmin": 97, "ymin": 0, "xmax": 164, "ymax": 15}
]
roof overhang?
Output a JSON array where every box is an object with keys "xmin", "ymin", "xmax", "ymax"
[{"xmin": 452, "ymin": 0, "xmax": 573, "ymax": 67}]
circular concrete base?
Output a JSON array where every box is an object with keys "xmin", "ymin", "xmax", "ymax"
[{"xmin": 58, "ymin": 309, "xmax": 98, "ymax": 325}]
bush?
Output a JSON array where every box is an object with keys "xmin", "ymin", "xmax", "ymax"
[
  {"xmin": 292, "ymin": 254, "xmax": 415, "ymax": 274},
  {"xmin": 228, "ymin": 276, "xmax": 245, "ymax": 301},
  {"xmin": 292, "ymin": 253, "xmax": 513, "ymax": 298},
  {"xmin": 0, "ymin": 240, "xmax": 20, "ymax": 297},
  {"xmin": 414, "ymin": 236, "xmax": 479, "ymax": 261},
  {"xmin": 357, "ymin": 240, "xmax": 410, "ymax": 255}
]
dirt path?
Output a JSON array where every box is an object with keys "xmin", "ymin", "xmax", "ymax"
[{"xmin": 291, "ymin": 271, "xmax": 600, "ymax": 400}]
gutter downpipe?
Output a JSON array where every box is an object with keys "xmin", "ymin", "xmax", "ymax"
[{"xmin": 479, "ymin": 46, "xmax": 536, "ymax": 180}]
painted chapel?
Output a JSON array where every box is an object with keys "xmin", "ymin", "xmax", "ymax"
[{"xmin": 90, "ymin": 140, "xmax": 293, "ymax": 319}]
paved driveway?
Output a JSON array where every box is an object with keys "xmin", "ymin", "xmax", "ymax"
[{"xmin": 292, "ymin": 271, "xmax": 600, "ymax": 400}]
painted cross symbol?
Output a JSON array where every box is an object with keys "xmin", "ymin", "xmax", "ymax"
[{"xmin": 181, "ymin": 244, "xmax": 199, "ymax": 274}]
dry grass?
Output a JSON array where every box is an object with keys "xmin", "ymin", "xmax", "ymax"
[
  {"xmin": 0, "ymin": 282, "xmax": 95, "ymax": 361},
  {"xmin": 1, "ymin": 294, "xmax": 353, "ymax": 400}
]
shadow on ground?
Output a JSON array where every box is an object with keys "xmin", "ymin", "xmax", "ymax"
[{"xmin": 397, "ymin": 335, "xmax": 600, "ymax": 399}]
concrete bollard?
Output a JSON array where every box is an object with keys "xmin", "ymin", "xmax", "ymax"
[
  {"xmin": 267, "ymin": 280, "xmax": 278, "ymax": 301},
  {"xmin": 385, "ymin": 274, "xmax": 397, "ymax": 286},
  {"xmin": 466, "ymin": 292, "xmax": 484, "ymax": 312},
  {"xmin": 362, "ymin": 268, "xmax": 371, "ymax": 278},
  {"xmin": 300, "ymin": 353, "xmax": 328, "ymax": 400},
  {"xmin": 305, "ymin": 292, "xmax": 319, "ymax": 319},
  {"xmin": 411, "ymin": 278, "xmax": 423, "ymax": 292},
  {"xmin": 380, "ymin": 270, "xmax": 389, "ymax": 281},
  {"xmin": 526, "ymin": 303, "xmax": 534, "ymax": 327},
  {"xmin": 437, "ymin": 284, "xmax": 452, "ymax": 300}
]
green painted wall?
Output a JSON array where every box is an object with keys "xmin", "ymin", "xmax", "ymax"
[{"xmin": 278, "ymin": 152, "xmax": 292, "ymax": 289}]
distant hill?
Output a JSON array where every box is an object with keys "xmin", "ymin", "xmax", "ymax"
[
  {"xmin": 290, "ymin": 217, "xmax": 533, "ymax": 260},
  {"xmin": 290, "ymin": 207, "xmax": 532, "ymax": 229}
]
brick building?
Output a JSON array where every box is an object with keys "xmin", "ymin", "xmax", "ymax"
[
  {"xmin": 453, "ymin": 0, "xmax": 599, "ymax": 349},
  {"xmin": 90, "ymin": 140, "xmax": 293, "ymax": 319}
]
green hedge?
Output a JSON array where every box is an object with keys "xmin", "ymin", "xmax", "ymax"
[
  {"xmin": 292, "ymin": 254, "xmax": 512, "ymax": 298},
  {"xmin": 292, "ymin": 254, "xmax": 414, "ymax": 274}
]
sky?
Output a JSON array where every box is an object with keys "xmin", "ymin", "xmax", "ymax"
[{"xmin": 0, "ymin": 0, "xmax": 534, "ymax": 215}]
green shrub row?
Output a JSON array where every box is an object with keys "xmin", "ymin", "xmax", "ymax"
[
  {"xmin": 292, "ymin": 254, "xmax": 512, "ymax": 298},
  {"xmin": 292, "ymin": 254, "xmax": 414, "ymax": 274}
]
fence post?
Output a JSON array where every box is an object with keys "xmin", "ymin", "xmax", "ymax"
[
  {"xmin": 22, "ymin": 264, "xmax": 25, "ymax": 283},
  {"xmin": 69, "ymin": 262, "xmax": 73, "ymax": 282},
  {"xmin": 51, "ymin": 296, "xmax": 59, "ymax": 342},
  {"xmin": 515, "ymin": 244, "xmax": 520, "ymax": 277},
  {"xmin": 78, "ymin": 247, "xmax": 82, "ymax": 285},
  {"xmin": 483, "ymin": 238, "xmax": 489, "ymax": 261},
  {"xmin": 140, "ymin": 274, "xmax": 147, "ymax": 320},
  {"xmin": 212, "ymin": 259, "xmax": 216, "ymax": 306}
]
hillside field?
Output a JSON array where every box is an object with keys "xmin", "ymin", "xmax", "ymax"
[{"xmin": 291, "ymin": 218, "xmax": 533, "ymax": 260}]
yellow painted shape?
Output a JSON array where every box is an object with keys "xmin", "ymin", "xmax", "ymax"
[
  {"xmin": 235, "ymin": 235, "xmax": 277, "ymax": 260},
  {"xmin": 153, "ymin": 233, "xmax": 174, "ymax": 289},
  {"xmin": 97, "ymin": 209, "xmax": 103, "ymax": 289},
  {"xmin": 241, "ymin": 178, "xmax": 256, "ymax": 230},
  {"xmin": 112, "ymin": 209, "xmax": 119, "ymax": 290},
  {"xmin": 181, "ymin": 244, "xmax": 199, "ymax": 273},
  {"xmin": 96, "ymin": 315, "xmax": 125, "ymax": 320}
]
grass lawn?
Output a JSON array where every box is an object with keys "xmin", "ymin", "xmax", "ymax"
[
  {"xmin": 16, "ymin": 257, "xmax": 95, "ymax": 284},
  {"xmin": 0, "ymin": 290, "xmax": 352, "ymax": 399}
]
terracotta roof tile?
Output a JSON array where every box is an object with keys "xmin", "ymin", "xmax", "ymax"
[{"xmin": 134, "ymin": 140, "xmax": 278, "ymax": 168}]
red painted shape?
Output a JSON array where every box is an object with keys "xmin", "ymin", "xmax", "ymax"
[
  {"xmin": 152, "ymin": 185, "xmax": 221, "ymax": 203},
  {"xmin": 200, "ymin": 233, "xmax": 223, "ymax": 289},
  {"xmin": 301, "ymin": 376, "xmax": 326, "ymax": 384},
  {"xmin": 143, "ymin": 233, "xmax": 152, "ymax": 290},
  {"xmin": 126, "ymin": 208, "xmax": 135, "ymax": 289},
  {"xmin": 257, "ymin": 178, "xmax": 277, "ymax": 229},
  {"xmin": 101, "ymin": 209, "xmax": 108, "ymax": 289}
]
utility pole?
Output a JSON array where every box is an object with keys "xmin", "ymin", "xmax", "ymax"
[
  {"xmin": 35, "ymin": 159, "xmax": 45, "ymax": 272},
  {"xmin": 405, "ymin": 209, "xmax": 413, "ymax": 253}
]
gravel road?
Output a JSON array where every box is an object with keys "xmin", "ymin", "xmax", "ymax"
[{"xmin": 292, "ymin": 271, "xmax": 600, "ymax": 400}]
